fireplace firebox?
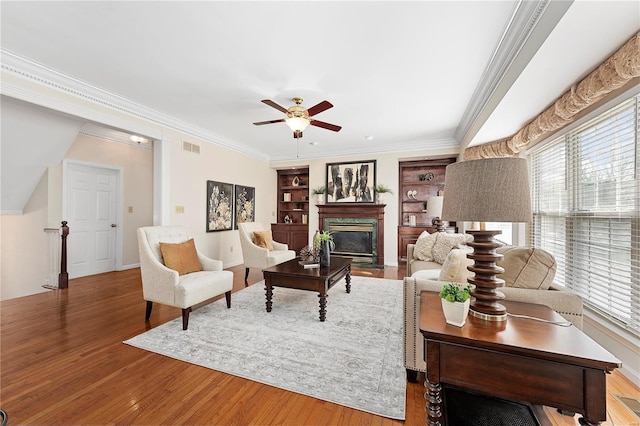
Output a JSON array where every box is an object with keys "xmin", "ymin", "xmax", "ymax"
[{"xmin": 318, "ymin": 204, "xmax": 385, "ymax": 268}]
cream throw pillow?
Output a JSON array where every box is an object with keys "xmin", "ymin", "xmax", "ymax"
[
  {"xmin": 432, "ymin": 233, "xmax": 468, "ymax": 264},
  {"xmin": 496, "ymin": 246, "xmax": 556, "ymax": 290},
  {"xmin": 413, "ymin": 231, "xmax": 438, "ymax": 261},
  {"xmin": 253, "ymin": 230, "xmax": 275, "ymax": 250},
  {"xmin": 438, "ymin": 247, "xmax": 474, "ymax": 282},
  {"xmin": 159, "ymin": 239, "xmax": 203, "ymax": 275}
]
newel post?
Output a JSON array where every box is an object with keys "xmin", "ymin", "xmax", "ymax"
[{"xmin": 58, "ymin": 221, "xmax": 69, "ymax": 289}]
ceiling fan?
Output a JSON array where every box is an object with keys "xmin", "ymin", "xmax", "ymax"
[{"xmin": 253, "ymin": 97, "xmax": 342, "ymax": 139}]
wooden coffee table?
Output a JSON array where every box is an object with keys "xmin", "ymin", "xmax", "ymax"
[
  {"xmin": 262, "ymin": 257, "xmax": 352, "ymax": 321},
  {"xmin": 419, "ymin": 291, "xmax": 621, "ymax": 426}
]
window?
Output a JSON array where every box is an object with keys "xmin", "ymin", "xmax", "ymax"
[{"xmin": 528, "ymin": 95, "xmax": 639, "ymax": 337}]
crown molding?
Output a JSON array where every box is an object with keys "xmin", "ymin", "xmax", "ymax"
[
  {"xmin": 0, "ymin": 49, "xmax": 270, "ymax": 162},
  {"xmin": 454, "ymin": 0, "xmax": 573, "ymax": 149},
  {"xmin": 268, "ymin": 137, "xmax": 458, "ymax": 163}
]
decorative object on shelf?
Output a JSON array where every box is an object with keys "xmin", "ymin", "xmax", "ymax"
[
  {"xmin": 419, "ymin": 172, "xmax": 435, "ymax": 181},
  {"xmin": 326, "ymin": 160, "xmax": 376, "ymax": 203},
  {"xmin": 292, "ymin": 176, "xmax": 300, "ymax": 187},
  {"xmin": 409, "ymin": 215, "xmax": 417, "ymax": 227},
  {"xmin": 284, "ymin": 215, "xmax": 292, "ymax": 223},
  {"xmin": 302, "ymin": 214, "xmax": 308, "ymax": 224},
  {"xmin": 312, "ymin": 186, "xmax": 326, "ymax": 205},
  {"xmin": 206, "ymin": 180, "xmax": 233, "ymax": 232},
  {"xmin": 374, "ymin": 183, "xmax": 393, "ymax": 204},
  {"xmin": 412, "ymin": 190, "xmax": 417, "ymax": 199},
  {"xmin": 234, "ymin": 185, "xmax": 255, "ymax": 230},
  {"xmin": 283, "ymin": 192, "xmax": 291, "ymax": 202},
  {"xmin": 425, "ymin": 195, "xmax": 445, "ymax": 232},
  {"xmin": 313, "ymin": 230, "xmax": 334, "ymax": 267},
  {"xmin": 439, "ymin": 283, "xmax": 472, "ymax": 327},
  {"xmin": 442, "ymin": 157, "xmax": 532, "ymax": 322}
]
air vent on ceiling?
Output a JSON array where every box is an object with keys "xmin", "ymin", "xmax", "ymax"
[{"xmin": 182, "ymin": 141, "xmax": 200, "ymax": 154}]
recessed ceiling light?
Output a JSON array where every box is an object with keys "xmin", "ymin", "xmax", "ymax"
[
  {"xmin": 364, "ymin": 135, "xmax": 374, "ymax": 141},
  {"xmin": 309, "ymin": 141, "xmax": 318, "ymax": 146}
]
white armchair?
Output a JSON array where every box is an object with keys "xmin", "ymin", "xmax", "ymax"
[
  {"xmin": 137, "ymin": 226, "xmax": 234, "ymax": 330},
  {"xmin": 238, "ymin": 222, "xmax": 296, "ymax": 281}
]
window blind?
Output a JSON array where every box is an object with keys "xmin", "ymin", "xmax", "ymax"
[{"xmin": 529, "ymin": 96, "xmax": 639, "ymax": 336}]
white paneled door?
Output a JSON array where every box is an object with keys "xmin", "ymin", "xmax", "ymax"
[{"xmin": 66, "ymin": 162, "xmax": 118, "ymax": 279}]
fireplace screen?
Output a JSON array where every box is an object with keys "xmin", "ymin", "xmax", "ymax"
[{"xmin": 328, "ymin": 222, "xmax": 375, "ymax": 263}]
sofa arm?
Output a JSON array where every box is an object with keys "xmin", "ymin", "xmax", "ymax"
[
  {"xmin": 501, "ymin": 286, "xmax": 583, "ymax": 330},
  {"xmin": 403, "ymin": 277, "xmax": 454, "ymax": 373}
]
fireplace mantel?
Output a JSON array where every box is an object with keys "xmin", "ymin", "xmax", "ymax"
[{"xmin": 318, "ymin": 204, "xmax": 385, "ymax": 267}]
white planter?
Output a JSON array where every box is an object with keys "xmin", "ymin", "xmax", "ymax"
[
  {"xmin": 316, "ymin": 194, "xmax": 324, "ymax": 205},
  {"xmin": 441, "ymin": 298, "xmax": 470, "ymax": 327}
]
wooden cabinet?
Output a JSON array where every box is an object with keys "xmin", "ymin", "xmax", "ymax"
[
  {"xmin": 273, "ymin": 168, "xmax": 309, "ymax": 253},
  {"xmin": 397, "ymin": 158, "xmax": 456, "ymax": 263},
  {"xmin": 271, "ymin": 223, "xmax": 308, "ymax": 253}
]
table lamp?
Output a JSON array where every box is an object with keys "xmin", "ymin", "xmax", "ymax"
[
  {"xmin": 425, "ymin": 195, "xmax": 445, "ymax": 232},
  {"xmin": 441, "ymin": 157, "xmax": 531, "ymax": 321}
]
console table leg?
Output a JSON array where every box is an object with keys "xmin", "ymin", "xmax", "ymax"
[
  {"xmin": 265, "ymin": 284, "xmax": 273, "ymax": 312},
  {"xmin": 425, "ymin": 378, "xmax": 443, "ymax": 426},
  {"xmin": 318, "ymin": 293, "xmax": 327, "ymax": 322}
]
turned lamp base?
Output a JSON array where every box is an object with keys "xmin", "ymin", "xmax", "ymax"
[{"xmin": 466, "ymin": 229, "xmax": 507, "ymax": 322}]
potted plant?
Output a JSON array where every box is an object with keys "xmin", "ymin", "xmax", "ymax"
[
  {"xmin": 439, "ymin": 283, "xmax": 472, "ymax": 327},
  {"xmin": 313, "ymin": 230, "xmax": 334, "ymax": 267},
  {"xmin": 312, "ymin": 186, "xmax": 326, "ymax": 205},
  {"xmin": 374, "ymin": 184, "xmax": 393, "ymax": 204}
]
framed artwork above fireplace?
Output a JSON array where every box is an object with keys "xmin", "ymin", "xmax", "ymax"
[{"xmin": 325, "ymin": 159, "xmax": 376, "ymax": 203}]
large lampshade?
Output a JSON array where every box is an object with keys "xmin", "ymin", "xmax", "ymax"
[
  {"xmin": 441, "ymin": 157, "xmax": 532, "ymax": 321},
  {"xmin": 442, "ymin": 157, "xmax": 531, "ymax": 223}
]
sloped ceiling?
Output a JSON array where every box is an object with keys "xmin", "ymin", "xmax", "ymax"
[{"xmin": 0, "ymin": 96, "xmax": 84, "ymax": 214}]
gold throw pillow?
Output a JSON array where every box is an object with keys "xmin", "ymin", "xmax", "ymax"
[
  {"xmin": 253, "ymin": 230, "xmax": 274, "ymax": 250},
  {"xmin": 159, "ymin": 238, "xmax": 203, "ymax": 275}
]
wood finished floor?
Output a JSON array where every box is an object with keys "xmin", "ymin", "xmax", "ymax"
[{"xmin": 1, "ymin": 264, "xmax": 638, "ymax": 425}]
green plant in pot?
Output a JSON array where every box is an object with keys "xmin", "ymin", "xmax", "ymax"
[
  {"xmin": 374, "ymin": 184, "xmax": 393, "ymax": 204},
  {"xmin": 312, "ymin": 186, "xmax": 326, "ymax": 204},
  {"xmin": 313, "ymin": 230, "xmax": 334, "ymax": 267},
  {"xmin": 439, "ymin": 283, "xmax": 472, "ymax": 327}
]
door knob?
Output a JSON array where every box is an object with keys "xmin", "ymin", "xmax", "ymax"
[{"xmin": 111, "ymin": 224, "xmax": 117, "ymax": 227}]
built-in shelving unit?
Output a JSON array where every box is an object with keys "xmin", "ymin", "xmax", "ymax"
[
  {"xmin": 397, "ymin": 158, "xmax": 456, "ymax": 263},
  {"xmin": 272, "ymin": 168, "xmax": 309, "ymax": 253}
]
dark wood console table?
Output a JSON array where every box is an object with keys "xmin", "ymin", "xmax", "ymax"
[{"xmin": 419, "ymin": 291, "xmax": 621, "ymax": 426}]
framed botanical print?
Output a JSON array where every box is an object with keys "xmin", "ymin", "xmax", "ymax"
[
  {"xmin": 325, "ymin": 160, "xmax": 376, "ymax": 203},
  {"xmin": 206, "ymin": 181, "xmax": 233, "ymax": 232},
  {"xmin": 234, "ymin": 185, "xmax": 255, "ymax": 229}
]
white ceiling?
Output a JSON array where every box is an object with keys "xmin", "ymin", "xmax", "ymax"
[{"xmin": 1, "ymin": 0, "xmax": 638, "ymax": 165}]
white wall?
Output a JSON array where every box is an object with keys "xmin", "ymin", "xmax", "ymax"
[{"xmin": 1, "ymin": 171, "xmax": 51, "ymax": 299}]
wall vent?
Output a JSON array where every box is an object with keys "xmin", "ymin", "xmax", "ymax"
[{"xmin": 182, "ymin": 141, "xmax": 200, "ymax": 154}]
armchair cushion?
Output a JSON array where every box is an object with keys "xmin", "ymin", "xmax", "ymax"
[
  {"xmin": 253, "ymin": 229, "xmax": 274, "ymax": 250},
  {"xmin": 159, "ymin": 239, "xmax": 203, "ymax": 275}
]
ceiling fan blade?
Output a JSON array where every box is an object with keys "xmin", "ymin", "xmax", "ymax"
[
  {"xmin": 253, "ymin": 119, "xmax": 285, "ymax": 126},
  {"xmin": 261, "ymin": 99, "xmax": 289, "ymax": 114},
  {"xmin": 310, "ymin": 119, "xmax": 342, "ymax": 132},
  {"xmin": 307, "ymin": 100, "xmax": 333, "ymax": 117}
]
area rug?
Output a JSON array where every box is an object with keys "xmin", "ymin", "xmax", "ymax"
[{"xmin": 124, "ymin": 276, "xmax": 406, "ymax": 420}]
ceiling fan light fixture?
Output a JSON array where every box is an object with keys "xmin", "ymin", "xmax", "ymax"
[{"xmin": 285, "ymin": 116, "xmax": 310, "ymax": 132}]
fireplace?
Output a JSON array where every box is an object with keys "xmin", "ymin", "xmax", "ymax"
[
  {"xmin": 318, "ymin": 204, "xmax": 385, "ymax": 268},
  {"xmin": 325, "ymin": 220, "xmax": 376, "ymax": 265}
]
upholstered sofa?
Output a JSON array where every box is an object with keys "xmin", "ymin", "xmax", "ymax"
[{"xmin": 403, "ymin": 237, "xmax": 584, "ymax": 382}]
